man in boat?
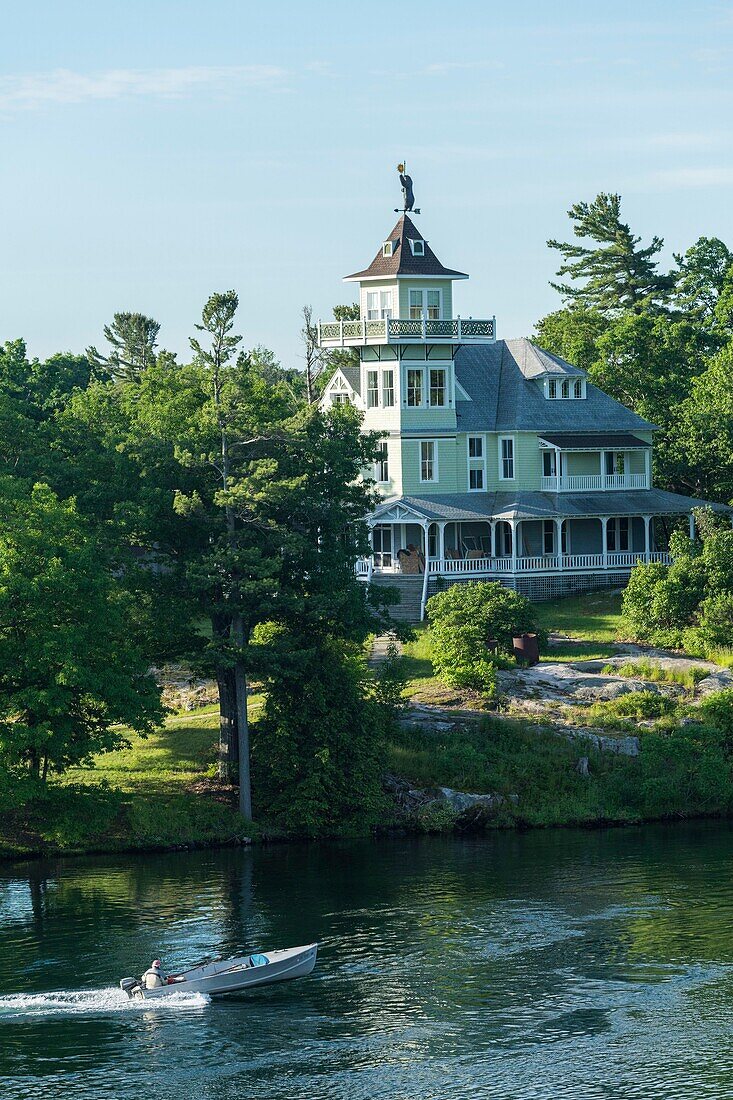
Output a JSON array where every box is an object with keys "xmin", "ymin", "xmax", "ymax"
[{"xmin": 141, "ymin": 959, "xmax": 166, "ymax": 989}]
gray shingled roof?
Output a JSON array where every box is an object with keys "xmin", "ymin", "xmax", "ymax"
[
  {"xmin": 455, "ymin": 340, "xmax": 656, "ymax": 434},
  {"xmin": 345, "ymin": 214, "xmax": 468, "ymax": 281},
  {"xmin": 341, "ymin": 366, "xmax": 361, "ymax": 394},
  {"xmin": 371, "ymin": 489, "xmax": 730, "ymax": 523}
]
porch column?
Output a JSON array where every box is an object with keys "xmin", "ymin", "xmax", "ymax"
[
  {"xmin": 644, "ymin": 448, "xmax": 651, "ymax": 489},
  {"xmin": 400, "ymin": 522, "xmax": 407, "ymax": 554},
  {"xmin": 438, "ymin": 521, "xmax": 446, "ymax": 563},
  {"xmin": 643, "ymin": 515, "xmax": 651, "ymax": 561},
  {"xmin": 555, "ymin": 517, "xmax": 564, "ymax": 570},
  {"xmin": 420, "ymin": 522, "xmax": 430, "ymax": 622},
  {"xmin": 601, "ymin": 515, "xmax": 608, "ymax": 567},
  {"xmin": 510, "ymin": 519, "xmax": 518, "ymax": 573},
  {"xmin": 689, "ymin": 512, "xmax": 696, "ymax": 542},
  {"xmin": 556, "ymin": 448, "xmax": 561, "ymax": 492},
  {"xmin": 601, "ymin": 450, "xmax": 607, "ymax": 490},
  {"xmin": 490, "ymin": 520, "xmax": 497, "ymax": 559}
]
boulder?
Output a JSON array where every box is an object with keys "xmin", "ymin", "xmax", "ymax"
[{"xmin": 696, "ymin": 671, "xmax": 733, "ymax": 696}]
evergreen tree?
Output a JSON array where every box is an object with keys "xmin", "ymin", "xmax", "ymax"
[
  {"xmin": 87, "ymin": 311, "xmax": 161, "ymax": 382},
  {"xmin": 548, "ymin": 193, "xmax": 673, "ymax": 313}
]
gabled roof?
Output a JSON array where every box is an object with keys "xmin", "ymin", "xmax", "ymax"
[
  {"xmin": 454, "ymin": 339, "xmax": 656, "ymax": 434},
  {"xmin": 345, "ymin": 214, "xmax": 468, "ymax": 282}
]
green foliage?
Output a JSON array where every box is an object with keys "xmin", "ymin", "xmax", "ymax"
[
  {"xmin": 547, "ymin": 193, "xmax": 673, "ymax": 313},
  {"xmin": 87, "ymin": 312, "xmax": 161, "ymax": 382},
  {"xmin": 585, "ymin": 691, "xmax": 678, "ymax": 724},
  {"xmin": 622, "ymin": 558, "xmax": 707, "ymax": 644},
  {"xmin": 426, "ymin": 582, "xmax": 540, "ymax": 695},
  {"xmin": 698, "ymin": 690, "xmax": 733, "ymax": 749},
  {"xmin": 253, "ymin": 637, "xmax": 389, "ymax": 836},
  {"xmin": 371, "ymin": 640, "xmax": 408, "ymax": 716},
  {"xmin": 602, "ymin": 661, "xmax": 708, "ymax": 689},
  {"xmin": 0, "ymin": 478, "xmax": 164, "ymax": 778}
]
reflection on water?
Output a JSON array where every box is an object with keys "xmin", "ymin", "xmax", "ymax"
[{"xmin": 1, "ymin": 825, "xmax": 733, "ymax": 1098}]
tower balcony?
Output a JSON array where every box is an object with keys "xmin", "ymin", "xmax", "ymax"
[{"xmin": 317, "ymin": 316, "xmax": 496, "ymax": 348}]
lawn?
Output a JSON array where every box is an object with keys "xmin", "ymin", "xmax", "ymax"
[
  {"xmin": 533, "ymin": 590, "xmax": 624, "ymax": 643},
  {"xmin": 0, "ymin": 697, "xmax": 265, "ymax": 859}
]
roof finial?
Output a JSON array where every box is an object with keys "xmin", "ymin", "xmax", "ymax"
[{"xmin": 396, "ymin": 162, "xmax": 420, "ymax": 214}]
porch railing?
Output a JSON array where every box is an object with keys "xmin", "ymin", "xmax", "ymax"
[
  {"xmin": 541, "ymin": 473, "xmax": 649, "ymax": 493},
  {"xmin": 318, "ymin": 316, "xmax": 496, "ymax": 347},
  {"xmin": 356, "ymin": 551, "xmax": 672, "ymax": 577}
]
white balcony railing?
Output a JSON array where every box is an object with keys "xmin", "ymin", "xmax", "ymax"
[
  {"xmin": 541, "ymin": 473, "xmax": 649, "ymax": 493},
  {"xmin": 357, "ymin": 551, "xmax": 671, "ymax": 578},
  {"xmin": 318, "ymin": 316, "xmax": 496, "ymax": 348}
]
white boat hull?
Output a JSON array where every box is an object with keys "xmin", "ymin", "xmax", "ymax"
[{"xmin": 120, "ymin": 943, "xmax": 317, "ymax": 1000}]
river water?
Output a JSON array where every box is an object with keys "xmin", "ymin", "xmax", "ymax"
[{"xmin": 2, "ymin": 825, "xmax": 733, "ymax": 1098}]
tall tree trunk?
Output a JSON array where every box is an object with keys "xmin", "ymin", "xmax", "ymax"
[
  {"xmin": 212, "ymin": 614, "xmax": 238, "ymax": 781},
  {"xmin": 232, "ymin": 613, "xmax": 252, "ymax": 819},
  {"xmin": 216, "ymin": 665, "xmax": 239, "ymax": 782}
]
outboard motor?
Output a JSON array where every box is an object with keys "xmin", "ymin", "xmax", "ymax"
[{"xmin": 120, "ymin": 977, "xmax": 140, "ymax": 998}]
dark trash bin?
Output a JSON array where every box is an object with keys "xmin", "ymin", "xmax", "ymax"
[
  {"xmin": 486, "ymin": 638, "xmax": 499, "ymax": 654},
  {"xmin": 513, "ymin": 632, "xmax": 539, "ymax": 665}
]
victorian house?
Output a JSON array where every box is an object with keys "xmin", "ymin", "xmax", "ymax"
[{"xmin": 318, "ymin": 203, "xmax": 723, "ymax": 621}]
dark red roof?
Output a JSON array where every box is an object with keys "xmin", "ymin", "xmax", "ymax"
[{"xmin": 345, "ymin": 214, "xmax": 468, "ymax": 280}]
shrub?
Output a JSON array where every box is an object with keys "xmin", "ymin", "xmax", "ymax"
[
  {"xmin": 622, "ymin": 557, "xmax": 707, "ymax": 644},
  {"xmin": 426, "ymin": 582, "xmax": 540, "ymax": 696},
  {"xmin": 685, "ymin": 593, "xmax": 733, "ymax": 653},
  {"xmin": 698, "ymin": 689, "xmax": 733, "ymax": 749}
]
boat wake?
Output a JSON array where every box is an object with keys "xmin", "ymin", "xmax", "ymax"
[{"xmin": 0, "ymin": 987, "xmax": 210, "ymax": 1020}]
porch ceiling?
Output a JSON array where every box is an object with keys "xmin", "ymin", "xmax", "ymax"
[{"xmin": 369, "ymin": 489, "xmax": 732, "ymax": 525}]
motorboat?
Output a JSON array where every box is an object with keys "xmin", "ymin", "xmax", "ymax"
[{"xmin": 119, "ymin": 943, "xmax": 317, "ymax": 1000}]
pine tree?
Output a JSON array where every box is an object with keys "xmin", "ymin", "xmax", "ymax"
[
  {"xmin": 87, "ymin": 312, "xmax": 160, "ymax": 382},
  {"xmin": 548, "ymin": 193, "xmax": 673, "ymax": 313}
]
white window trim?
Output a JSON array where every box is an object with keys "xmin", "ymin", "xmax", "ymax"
[
  {"xmin": 408, "ymin": 286, "xmax": 443, "ymax": 320},
  {"xmin": 498, "ymin": 435, "xmax": 516, "ymax": 481},
  {"xmin": 419, "ymin": 439, "xmax": 438, "ymax": 483},
  {"xmin": 374, "ymin": 441, "xmax": 389, "ymax": 484},
  {"xmin": 428, "ymin": 366, "xmax": 447, "ymax": 408},
  {"xmin": 381, "ymin": 367, "xmax": 395, "ymax": 408},
  {"xmin": 467, "ymin": 433, "xmax": 486, "ymax": 492},
  {"xmin": 544, "ymin": 377, "xmax": 586, "ymax": 399},
  {"xmin": 406, "ymin": 366, "xmax": 425, "ymax": 407},
  {"xmin": 409, "ymin": 238, "xmax": 425, "ymax": 256},
  {"xmin": 382, "ymin": 241, "xmax": 393, "ymax": 257}
]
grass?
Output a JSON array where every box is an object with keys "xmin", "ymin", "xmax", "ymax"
[
  {"xmin": 533, "ymin": 590, "xmax": 624, "ymax": 643},
  {"xmin": 0, "ymin": 697, "xmax": 265, "ymax": 860},
  {"xmin": 602, "ymin": 660, "xmax": 709, "ymax": 689},
  {"xmin": 704, "ymin": 647, "xmax": 733, "ymax": 670},
  {"xmin": 386, "ymin": 710, "xmax": 733, "ymax": 828}
]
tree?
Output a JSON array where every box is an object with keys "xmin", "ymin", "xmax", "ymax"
[
  {"xmin": 87, "ymin": 312, "xmax": 161, "ymax": 382},
  {"xmin": 548, "ymin": 193, "xmax": 673, "ymax": 313},
  {"xmin": 426, "ymin": 582, "xmax": 540, "ymax": 695},
  {"xmin": 673, "ymin": 237, "xmax": 733, "ymax": 324},
  {"xmin": 533, "ymin": 307, "xmax": 607, "ymax": 375},
  {"xmin": 675, "ymin": 344, "xmax": 733, "ymax": 500},
  {"xmin": 0, "ymin": 478, "xmax": 163, "ymax": 779},
  {"xmin": 300, "ymin": 304, "xmax": 326, "ymax": 404}
]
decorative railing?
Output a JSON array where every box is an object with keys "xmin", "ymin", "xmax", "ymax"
[
  {"xmin": 318, "ymin": 316, "xmax": 496, "ymax": 347},
  {"xmin": 541, "ymin": 473, "xmax": 649, "ymax": 493},
  {"xmin": 357, "ymin": 551, "xmax": 672, "ymax": 578}
]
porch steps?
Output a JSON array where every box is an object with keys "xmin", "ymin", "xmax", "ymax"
[{"xmin": 369, "ymin": 574, "xmax": 424, "ymax": 622}]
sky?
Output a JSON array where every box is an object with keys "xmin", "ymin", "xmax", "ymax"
[{"xmin": 1, "ymin": 0, "xmax": 733, "ymax": 370}]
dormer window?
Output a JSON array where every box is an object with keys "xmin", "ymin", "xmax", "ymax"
[
  {"xmin": 545, "ymin": 377, "xmax": 586, "ymax": 399},
  {"xmin": 409, "ymin": 239, "xmax": 425, "ymax": 256},
  {"xmin": 382, "ymin": 241, "xmax": 393, "ymax": 257}
]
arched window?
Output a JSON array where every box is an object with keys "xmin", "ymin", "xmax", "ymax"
[
  {"xmin": 561, "ymin": 379, "xmax": 570, "ymax": 399},
  {"xmin": 573, "ymin": 379, "xmax": 583, "ymax": 399}
]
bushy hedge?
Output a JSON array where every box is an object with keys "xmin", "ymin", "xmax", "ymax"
[
  {"xmin": 426, "ymin": 581, "xmax": 541, "ymax": 696},
  {"xmin": 622, "ymin": 522, "xmax": 733, "ymax": 651}
]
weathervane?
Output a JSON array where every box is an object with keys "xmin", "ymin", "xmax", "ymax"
[{"xmin": 395, "ymin": 162, "xmax": 420, "ymax": 214}]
